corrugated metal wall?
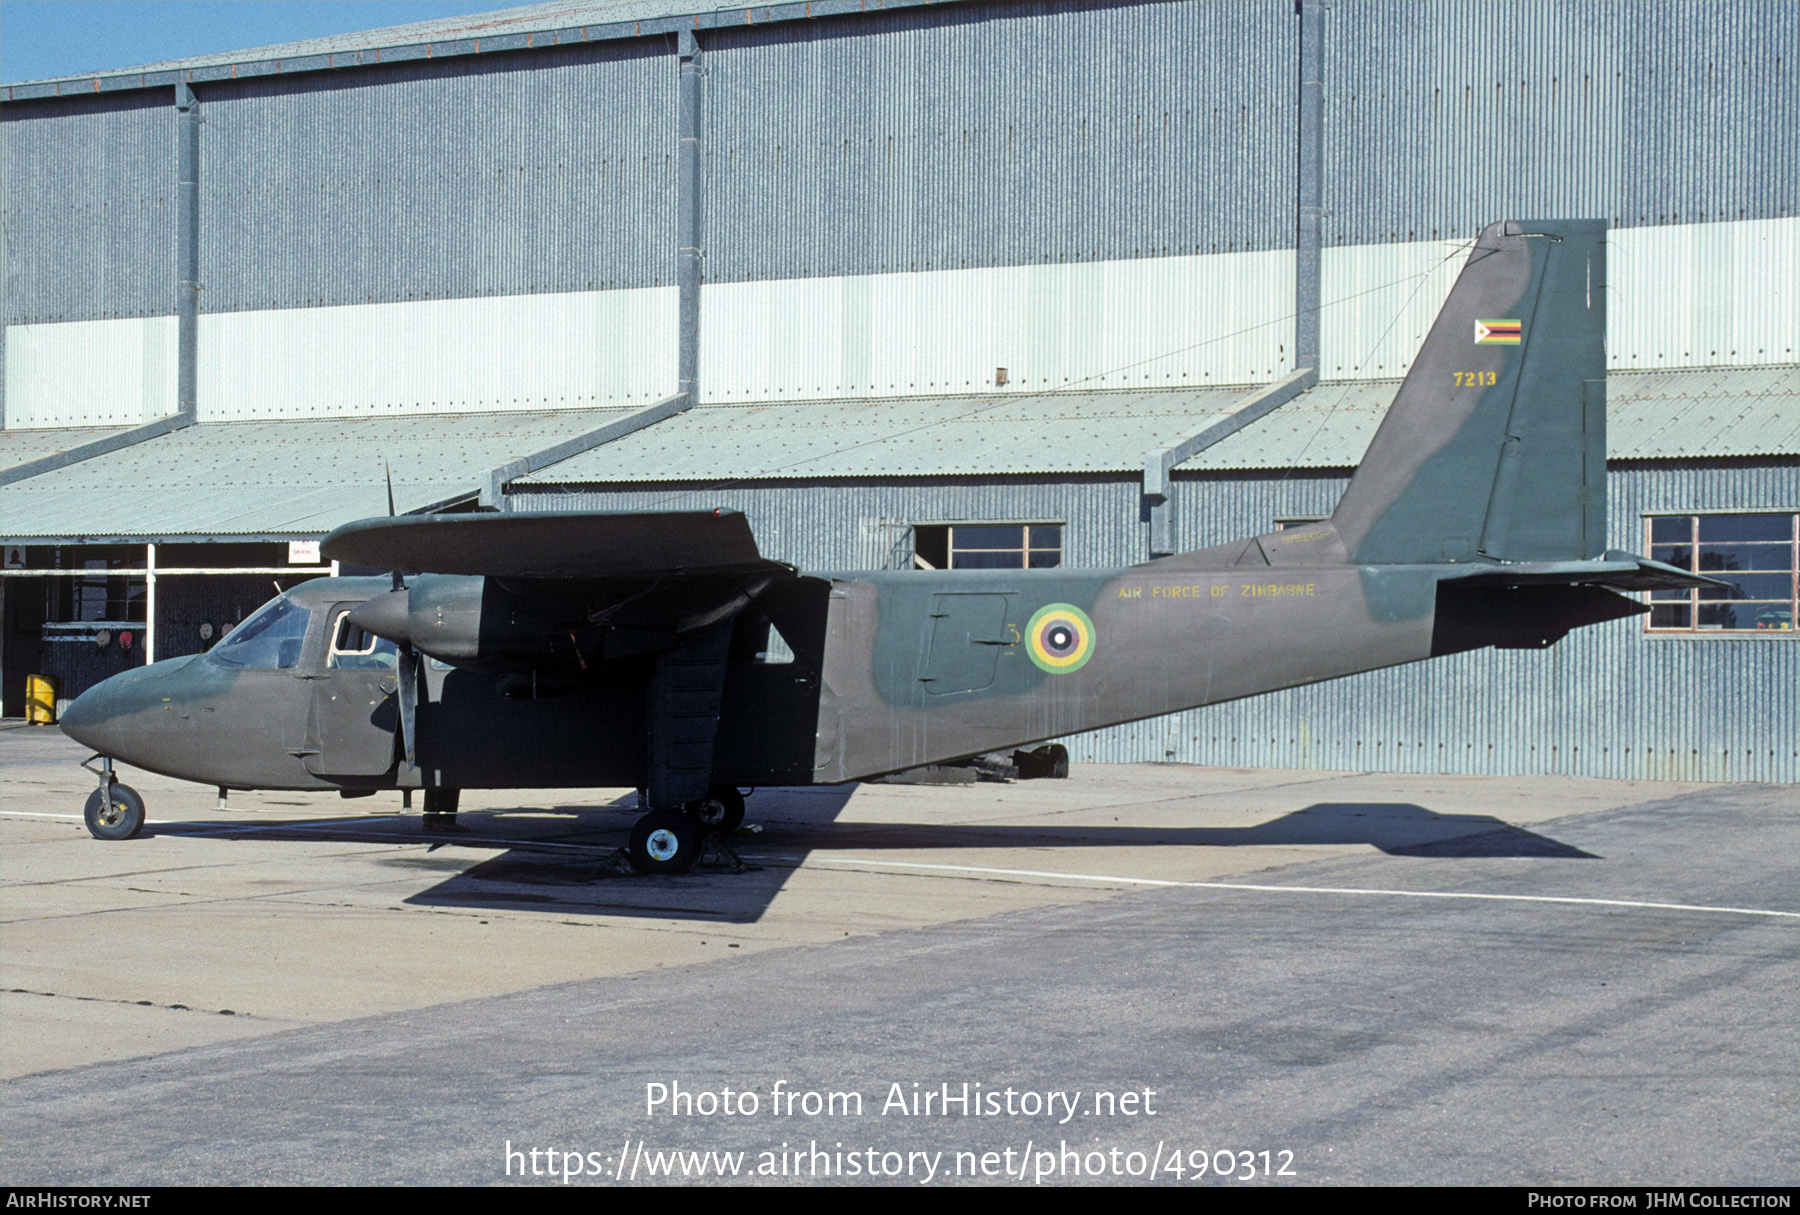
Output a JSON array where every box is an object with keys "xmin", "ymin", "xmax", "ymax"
[
  {"xmin": 199, "ymin": 41, "xmax": 675, "ymax": 313},
  {"xmin": 6, "ymin": 0, "xmax": 1796, "ymax": 425},
  {"xmin": 1321, "ymin": 0, "xmax": 1797, "ymax": 245},
  {"xmin": 3, "ymin": 316, "xmax": 177, "ymax": 427},
  {"xmin": 1610, "ymin": 219, "xmax": 1798, "ymax": 369},
  {"xmin": 513, "ymin": 460, "xmax": 1797, "ymax": 782},
  {"xmin": 197, "ymin": 287, "xmax": 677, "ymax": 420},
  {"xmin": 0, "ymin": 92, "xmax": 175, "ymax": 324},
  {"xmin": 1317, "ymin": 218, "xmax": 1799, "ymax": 379},
  {"xmin": 6, "ymin": 0, "xmax": 1793, "ymax": 319},
  {"xmin": 699, "ymin": 249, "xmax": 1294, "ymax": 400},
  {"xmin": 704, "ymin": 0, "xmax": 1298, "ymax": 283},
  {"xmin": 1117, "ymin": 460, "xmax": 1799, "ymax": 782}
]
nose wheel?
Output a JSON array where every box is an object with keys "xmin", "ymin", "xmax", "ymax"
[{"xmin": 84, "ymin": 783, "xmax": 146, "ymax": 840}]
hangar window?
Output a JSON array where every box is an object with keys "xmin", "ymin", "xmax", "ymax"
[
  {"xmin": 912, "ymin": 524, "xmax": 1063, "ymax": 570},
  {"xmin": 38, "ymin": 552, "xmax": 146, "ymax": 625},
  {"xmin": 1644, "ymin": 513, "xmax": 1797, "ymax": 634}
]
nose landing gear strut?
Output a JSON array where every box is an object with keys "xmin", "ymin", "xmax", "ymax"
[{"xmin": 79, "ymin": 754, "xmax": 146, "ymax": 841}]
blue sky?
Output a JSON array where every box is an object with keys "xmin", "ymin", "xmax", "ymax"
[{"xmin": 0, "ymin": 1, "xmax": 541, "ymax": 83}]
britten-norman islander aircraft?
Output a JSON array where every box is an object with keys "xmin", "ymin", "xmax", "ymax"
[{"xmin": 58, "ymin": 219, "xmax": 1714, "ymax": 873}]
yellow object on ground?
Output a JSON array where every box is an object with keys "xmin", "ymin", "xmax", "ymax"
[{"xmin": 25, "ymin": 675, "xmax": 56, "ymax": 724}]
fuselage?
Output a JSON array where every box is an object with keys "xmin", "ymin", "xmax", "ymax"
[{"xmin": 58, "ymin": 548, "xmax": 1471, "ymax": 794}]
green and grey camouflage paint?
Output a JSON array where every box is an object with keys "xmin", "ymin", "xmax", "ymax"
[{"xmin": 61, "ymin": 220, "xmax": 1707, "ymax": 801}]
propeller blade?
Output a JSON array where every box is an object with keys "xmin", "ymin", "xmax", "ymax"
[
  {"xmin": 384, "ymin": 462, "xmax": 403, "ymax": 591},
  {"xmin": 396, "ymin": 643, "xmax": 419, "ymax": 769}
]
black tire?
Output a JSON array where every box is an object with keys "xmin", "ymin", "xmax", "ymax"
[
  {"xmin": 629, "ymin": 809, "xmax": 702, "ymax": 874},
  {"xmin": 691, "ymin": 785, "xmax": 746, "ymax": 835},
  {"xmin": 1013, "ymin": 744, "xmax": 1070, "ymax": 781},
  {"xmin": 84, "ymin": 784, "xmax": 146, "ymax": 841}
]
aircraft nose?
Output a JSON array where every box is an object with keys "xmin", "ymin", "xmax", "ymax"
[{"xmin": 59, "ymin": 679, "xmax": 120, "ymax": 754}]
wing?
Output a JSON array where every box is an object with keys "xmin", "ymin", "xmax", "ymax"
[{"xmin": 320, "ymin": 509, "xmax": 791, "ymax": 580}]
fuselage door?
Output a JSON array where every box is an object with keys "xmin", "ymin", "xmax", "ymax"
[
  {"xmin": 919, "ymin": 593, "xmax": 1011, "ymax": 696},
  {"xmin": 303, "ymin": 606, "xmax": 401, "ymax": 776}
]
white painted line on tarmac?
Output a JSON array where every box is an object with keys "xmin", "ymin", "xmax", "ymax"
[
  {"xmin": 812, "ymin": 857, "xmax": 1800, "ymax": 920},
  {"xmin": 1, "ymin": 810, "xmax": 606, "ymax": 851}
]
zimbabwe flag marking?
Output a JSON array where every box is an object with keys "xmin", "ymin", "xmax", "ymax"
[{"xmin": 1474, "ymin": 318, "xmax": 1522, "ymax": 344}]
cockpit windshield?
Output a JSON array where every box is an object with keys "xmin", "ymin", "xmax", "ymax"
[{"xmin": 208, "ymin": 595, "xmax": 312, "ymax": 669}]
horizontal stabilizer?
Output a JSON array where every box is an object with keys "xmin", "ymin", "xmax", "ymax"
[
  {"xmin": 322, "ymin": 510, "xmax": 791, "ymax": 580},
  {"xmin": 1443, "ymin": 552, "xmax": 1727, "ymax": 593}
]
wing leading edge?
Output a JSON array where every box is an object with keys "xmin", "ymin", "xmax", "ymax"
[{"xmin": 320, "ymin": 509, "xmax": 793, "ymax": 581}]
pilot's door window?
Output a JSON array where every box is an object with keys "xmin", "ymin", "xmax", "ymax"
[{"xmin": 328, "ymin": 612, "xmax": 399, "ymax": 669}]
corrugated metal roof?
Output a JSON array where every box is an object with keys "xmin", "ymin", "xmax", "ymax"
[
  {"xmin": 1179, "ymin": 365, "xmax": 1800, "ymax": 471},
  {"xmin": 7, "ymin": 1, "xmax": 738, "ymax": 85},
  {"xmin": 1177, "ymin": 379, "xmax": 1395, "ymax": 472},
  {"xmin": 1, "ymin": 423, "xmax": 144, "ymax": 471},
  {"xmin": 0, "ymin": 407, "xmax": 636, "ymax": 539},
  {"xmin": 1605, "ymin": 365, "xmax": 1800, "ymax": 460},
  {"xmin": 518, "ymin": 385, "xmax": 1259, "ymax": 483}
]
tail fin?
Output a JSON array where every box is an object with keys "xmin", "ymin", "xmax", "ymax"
[{"xmin": 1330, "ymin": 219, "xmax": 1607, "ymax": 566}]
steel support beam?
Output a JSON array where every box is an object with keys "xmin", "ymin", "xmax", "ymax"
[
  {"xmin": 480, "ymin": 393, "xmax": 697, "ymax": 509},
  {"xmin": 677, "ymin": 29, "xmax": 704, "ymax": 406},
  {"xmin": 1, "ymin": 414, "xmax": 194, "ymax": 486},
  {"xmin": 1142, "ymin": 368, "xmax": 1318, "ymax": 559},
  {"xmin": 176, "ymin": 82, "xmax": 201, "ymax": 423},
  {"xmin": 144, "ymin": 544, "xmax": 157, "ymax": 663},
  {"xmin": 1296, "ymin": 0, "xmax": 1325, "ymax": 374}
]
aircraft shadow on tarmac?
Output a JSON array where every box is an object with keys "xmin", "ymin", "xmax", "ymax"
[{"xmin": 141, "ymin": 790, "xmax": 1594, "ymax": 925}]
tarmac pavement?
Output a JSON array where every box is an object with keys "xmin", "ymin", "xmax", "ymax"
[{"xmin": 2, "ymin": 722, "xmax": 1793, "ymax": 1186}]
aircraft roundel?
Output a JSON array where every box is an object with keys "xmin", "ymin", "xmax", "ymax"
[{"xmin": 1026, "ymin": 604, "xmax": 1096, "ymax": 674}]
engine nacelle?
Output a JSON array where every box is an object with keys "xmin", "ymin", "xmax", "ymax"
[{"xmin": 349, "ymin": 575, "xmax": 593, "ymax": 672}]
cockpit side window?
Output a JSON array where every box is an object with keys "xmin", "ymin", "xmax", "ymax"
[
  {"xmin": 209, "ymin": 595, "xmax": 313, "ymax": 669},
  {"xmin": 328, "ymin": 609, "xmax": 399, "ymax": 670}
]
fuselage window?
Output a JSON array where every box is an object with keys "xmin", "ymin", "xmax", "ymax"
[
  {"xmin": 209, "ymin": 595, "xmax": 313, "ymax": 670},
  {"xmin": 328, "ymin": 610, "xmax": 400, "ymax": 670}
]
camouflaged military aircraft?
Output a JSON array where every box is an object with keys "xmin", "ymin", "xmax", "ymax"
[{"xmin": 60, "ymin": 218, "xmax": 1715, "ymax": 873}]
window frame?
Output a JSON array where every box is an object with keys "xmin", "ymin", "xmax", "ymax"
[
  {"xmin": 327, "ymin": 608, "xmax": 400, "ymax": 670},
  {"xmin": 1641, "ymin": 510, "xmax": 1798, "ymax": 637},
  {"xmin": 910, "ymin": 521, "xmax": 1065, "ymax": 571}
]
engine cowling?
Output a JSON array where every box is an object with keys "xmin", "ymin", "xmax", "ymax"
[{"xmin": 347, "ymin": 575, "xmax": 595, "ymax": 672}]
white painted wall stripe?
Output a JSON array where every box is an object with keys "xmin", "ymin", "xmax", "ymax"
[
  {"xmin": 198, "ymin": 287, "xmax": 678, "ymax": 422},
  {"xmin": 4, "ymin": 220, "xmax": 1790, "ymax": 429},
  {"xmin": 702, "ymin": 248, "xmax": 1295, "ymax": 401},
  {"xmin": 2, "ymin": 316, "xmax": 175, "ymax": 428}
]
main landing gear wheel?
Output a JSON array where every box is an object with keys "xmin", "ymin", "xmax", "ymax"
[
  {"xmin": 1013, "ymin": 744, "xmax": 1071, "ymax": 780},
  {"xmin": 84, "ymin": 784, "xmax": 146, "ymax": 840},
  {"xmin": 690, "ymin": 785, "xmax": 746, "ymax": 835},
  {"xmin": 629, "ymin": 809, "xmax": 702, "ymax": 875},
  {"xmin": 421, "ymin": 788, "xmax": 465, "ymax": 833}
]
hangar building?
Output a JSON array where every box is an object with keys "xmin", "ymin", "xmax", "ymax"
[{"xmin": 3, "ymin": 0, "xmax": 1795, "ymax": 780}]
